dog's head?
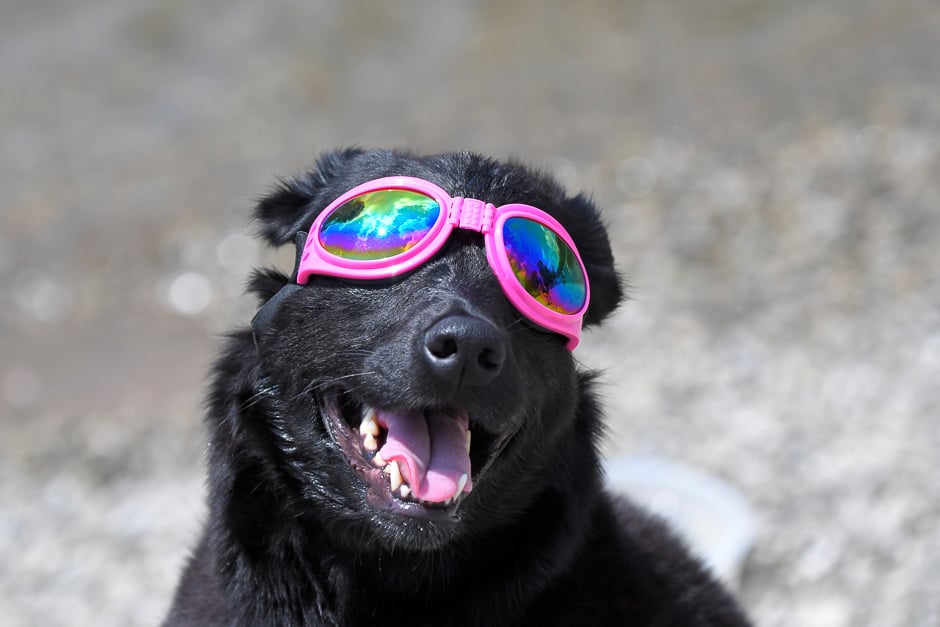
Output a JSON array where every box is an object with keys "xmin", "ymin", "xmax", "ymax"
[{"xmin": 233, "ymin": 149, "xmax": 623, "ymax": 551}]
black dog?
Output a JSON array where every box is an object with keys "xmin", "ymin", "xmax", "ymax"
[{"xmin": 163, "ymin": 149, "xmax": 751, "ymax": 626}]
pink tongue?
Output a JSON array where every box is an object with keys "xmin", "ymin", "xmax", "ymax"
[{"xmin": 376, "ymin": 409, "xmax": 473, "ymax": 503}]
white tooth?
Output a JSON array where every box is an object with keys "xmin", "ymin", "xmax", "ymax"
[
  {"xmin": 400, "ymin": 484, "xmax": 412, "ymax": 498},
  {"xmin": 465, "ymin": 430, "xmax": 472, "ymax": 453},
  {"xmin": 363, "ymin": 433, "xmax": 378, "ymax": 452},
  {"xmin": 385, "ymin": 460, "xmax": 403, "ymax": 492},
  {"xmin": 454, "ymin": 473, "xmax": 468, "ymax": 499},
  {"xmin": 372, "ymin": 452, "xmax": 386, "ymax": 467},
  {"xmin": 359, "ymin": 407, "xmax": 380, "ymax": 437}
]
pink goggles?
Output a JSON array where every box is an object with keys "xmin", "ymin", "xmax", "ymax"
[{"xmin": 297, "ymin": 176, "xmax": 590, "ymax": 350}]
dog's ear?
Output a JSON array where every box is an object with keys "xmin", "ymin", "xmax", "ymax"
[
  {"xmin": 254, "ymin": 148, "xmax": 365, "ymax": 246},
  {"xmin": 564, "ymin": 194, "xmax": 626, "ymax": 327}
]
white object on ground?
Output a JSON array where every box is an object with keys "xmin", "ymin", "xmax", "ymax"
[{"xmin": 604, "ymin": 455, "xmax": 757, "ymax": 586}]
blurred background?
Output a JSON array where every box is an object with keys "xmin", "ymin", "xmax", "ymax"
[{"xmin": 2, "ymin": 1, "xmax": 938, "ymax": 625}]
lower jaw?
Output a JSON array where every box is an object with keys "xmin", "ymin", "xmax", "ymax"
[{"xmin": 364, "ymin": 487, "xmax": 462, "ymax": 522}]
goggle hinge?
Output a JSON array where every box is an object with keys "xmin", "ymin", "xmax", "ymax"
[{"xmin": 448, "ymin": 197, "xmax": 496, "ymax": 234}]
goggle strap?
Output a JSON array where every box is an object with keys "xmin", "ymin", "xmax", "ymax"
[{"xmin": 251, "ymin": 230, "xmax": 307, "ymax": 349}]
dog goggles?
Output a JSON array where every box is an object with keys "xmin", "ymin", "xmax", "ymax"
[{"xmin": 296, "ymin": 176, "xmax": 590, "ymax": 350}]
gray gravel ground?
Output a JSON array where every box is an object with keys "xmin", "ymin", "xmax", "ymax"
[{"xmin": 2, "ymin": 1, "xmax": 939, "ymax": 625}]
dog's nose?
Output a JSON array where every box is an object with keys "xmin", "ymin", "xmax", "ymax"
[{"xmin": 423, "ymin": 314, "xmax": 506, "ymax": 389}]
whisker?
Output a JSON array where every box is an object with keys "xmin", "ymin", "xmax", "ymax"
[
  {"xmin": 311, "ymin": 371, "xmax": 379, "ymax": 391},
  {"xmin": 327, "ymin": 348, "xmax": 376, "ymax": 360},
  {"xmin": 241, "ymin": 385, "xmax": 277, "ymax": 410},
  {"xmin": 504, "ymin": 318, "xmax": 532, "ymax": 333},
  {"xmin": 291, "ymin": 371, "xmax": 379, "ymax": 402}
]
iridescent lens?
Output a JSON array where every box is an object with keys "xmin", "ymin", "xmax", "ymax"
[
  {"xmin": 502, "ymin": 217, "xmax": 587, "ymax": 314},
  {"xmin": 318, "ymin": 190, "xmax": 441, "ymax": 260}
]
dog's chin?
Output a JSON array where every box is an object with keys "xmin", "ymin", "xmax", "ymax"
[{"xmin": 317, "ymin": 389, "xmax": 515, "ymax": 541}]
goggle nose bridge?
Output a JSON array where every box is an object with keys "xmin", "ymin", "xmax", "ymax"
[{"xmin": 448, "ymin": 197, "xmax": 497, "ymax": 235}]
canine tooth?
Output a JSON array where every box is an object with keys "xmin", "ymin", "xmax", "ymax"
[
  {"xmin": 363, "ymin": 433, "xmax": 378, "ymax": 452},
  {"xmin": 359, "ymin": 408, "xmax": 381, "ymax": 437},
  {"xmin": 400, "ymin": 484, "xmax": 412, "ymax": 498},
  {"xmin": 465, "ymin": 430, "xmax": 472, "ymax": 453},
  {"xmin": 455, "ymin": 473, "xmax": 468, "ymax": 499},
  {"xmin": 384, "ymin": 460, "xmax": 403, "ymax": 492},
  {"xmin": 372, "ymin": 452, "xmax": 386, "ymax": 467}
]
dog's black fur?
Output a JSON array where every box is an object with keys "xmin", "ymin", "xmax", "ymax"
[{"xmin": 164, "ymin": 149, "xmax": 751, "ymax": 626}]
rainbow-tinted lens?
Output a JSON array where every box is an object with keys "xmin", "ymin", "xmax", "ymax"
[
  {"xmin": 318, "ymin": 190, "xmax": 441, "ymax": 260},
  {"xmin": 502, "ymin": 217, "xmax": 587, "ymax": 314}
]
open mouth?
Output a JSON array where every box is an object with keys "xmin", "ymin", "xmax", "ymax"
[{"xmin": 320, "ymin": 390, "xmax": 511, "ymax": 517}]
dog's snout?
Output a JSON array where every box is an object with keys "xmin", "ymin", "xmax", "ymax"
[{"xmin": 423, "ymin": 315, "xmax": 506, "ymax": 389}]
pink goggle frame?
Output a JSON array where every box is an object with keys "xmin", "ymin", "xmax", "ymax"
[{"xmin": 296, "ymin": 177, "xmax": 590, "ymax": 350}]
